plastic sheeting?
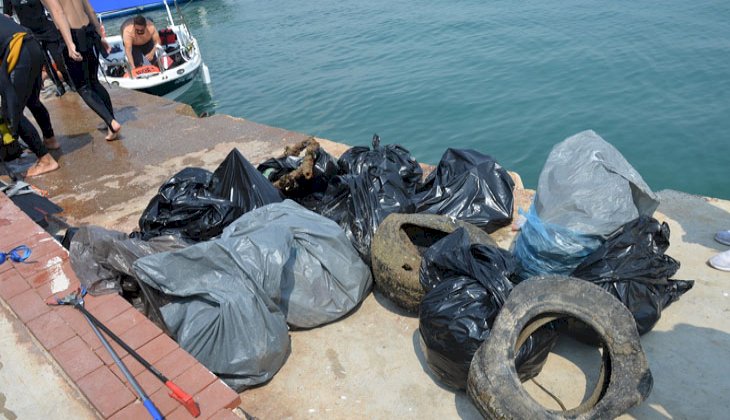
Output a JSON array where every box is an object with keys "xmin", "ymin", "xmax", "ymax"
[
  {"xmin": 512, "ymin": 206, "xmax": 603, "ymax": 280},
  {"xmin": 221, "ymin": 200, "xmax": 372, "ymax": 328},
  {"xmin": 134, "ymin": 227, "xmax": 291, "ymax": 391},
  {"xmin": 534, "ymin": 130, "xmax": 658, "ymax": 236},
  {"xmin": 415, "ymin": 149, "xmax": 515, "ymax": 232},
  {"xmin": 133, "ymin": 200, "xmax": 372, "ymax": 389},
  {"xmin": 572, "ymin": 216, "xmax": 694, "ymax": 335},
  {"xmin": 337, "ymin": 134, "xmax": 423, "ymax": 194},
  {"xmin": 138, "ymin": 149, "xmax": 282, "ymax": 241},
  {"xmin": 418, "ymin": 229, "xmax": 557, "ymax": 389},
  {"xmin": 69, "ymin": 226, "xmax": 189, "ymax": 295},
  {"xmin": 317, "ymin": 136, "xmax": 419, "ymax": 260}
]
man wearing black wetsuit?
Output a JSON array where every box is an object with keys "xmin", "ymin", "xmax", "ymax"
[
  {"xmin": 0, "ymin": 14, "xmax": 59, "ymax": 176},
  {"xmin": 3, "ymin": 0, "xmax": 72, "ymax": 95},
  {"xmin": 57, "ymin": 0, "xmax": 121, "ymax": 140}
]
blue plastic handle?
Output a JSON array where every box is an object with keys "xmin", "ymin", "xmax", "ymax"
[{"xmin": 143, "ymin": 398, "xmax": 163, "ymax": 420}]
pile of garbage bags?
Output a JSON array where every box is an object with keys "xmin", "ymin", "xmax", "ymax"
[
  {"xmin": 138, "ymin": 149, "xmax": 282, "ymax": 242},
  {"xmin": 514, "ymin": 130, "xmax": 659, "ymax": 279},
  {"xmin": 134, "ymin": 200, "xmax": 371, "ymax": 390},
  {"xmin": 65, "ymin": 128, "xmax": 695, "ymax": 399},
  {"xmin": 259, "ymin": 135, "xmax": 516, "ymax": 260},
  {"xmin": 513, "ymin": 130, "xmax": 692, "ymax": 336}
]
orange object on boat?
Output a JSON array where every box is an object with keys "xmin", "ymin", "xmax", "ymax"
[{"xmin": 132, "ymin": 65, "xmax": 161, "ymax": 77}]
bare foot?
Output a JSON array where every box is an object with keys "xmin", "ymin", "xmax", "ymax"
[
  {"xmin": 26, "ymin": 154, "xmax": 59, "ymax": 177},
  {"xmin": 44, "ymin": 136, "xmax": 60, "ymax": 150},
  {"xmin": 105, "ymin": 120, "xmax": 122, "ymax": 141}
]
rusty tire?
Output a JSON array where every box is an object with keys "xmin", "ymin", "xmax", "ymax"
[
  {"xmin": 467, "ymin": 275, "xmax": 653, "ymax": 419},
  {"xmin": 371, "ymin": 213, "xmax": 496, "ymax": 312}
]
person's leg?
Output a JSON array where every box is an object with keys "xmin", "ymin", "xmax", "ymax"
[
  {"xmin": 25, "ymin": 72, "xmax": 59, "ymax": 149},
  {"xmin": 64, "ymin": 44, "xmax": 118, "ymax": 133},
  {"xmin": 38, "ymin": 40, "xmax": 65, "ymax": 96},
  {"xmin": 11, "ymin": 42, "xmax": 60, "ymax": 177},
  {"xmin": 86, "ymin": 48, "xmax": 115, "ymax": 118},
  {"xmin": 86, "ymin": 45, "xmax": 121, "ymax": 140},
  {"xmin": 46, "ymin": 39, "xmax": 74, "ymax": 91}
]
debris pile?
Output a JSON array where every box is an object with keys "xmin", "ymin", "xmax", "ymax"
[{"xmin": 65, "ymin": 129, "xmax": 693, "ymax": 418}]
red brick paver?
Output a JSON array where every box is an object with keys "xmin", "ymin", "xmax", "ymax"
[
  {"xmin": 26, "ymin": 310, "xmax": 76, "ymax": 349},
  {"xmin": 50, "ymin": 336, "xmax": 105, "ymax": 381},
  {"xmin": 0, "ymin": 269, "xmax": 29, "ymax": 300},
  {"xmin": 77, "ymin": 367, "xmax": 136, "ymax": 417}
]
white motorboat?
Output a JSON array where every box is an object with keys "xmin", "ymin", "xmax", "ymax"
[{"xmin": 94, "ymin": 0, "xmax": 211, "ymax": 96}]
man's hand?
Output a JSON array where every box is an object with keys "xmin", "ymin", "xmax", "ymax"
[{"xmin": 67, "ymin": 43, "xmax": 82, "ymax": 61}]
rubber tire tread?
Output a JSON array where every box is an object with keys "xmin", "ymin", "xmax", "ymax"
[{"xmin": 467, "ymin": 275, "xmax": 653, "ymax": 419}]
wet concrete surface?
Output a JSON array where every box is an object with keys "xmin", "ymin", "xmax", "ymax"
[
  {"xmin": 8, "ymin": 87, "xmax": 311, "ymax": 233},
  {"xmin": 7, "ymin": 88, "xmax": 729, "ymax": 419}
]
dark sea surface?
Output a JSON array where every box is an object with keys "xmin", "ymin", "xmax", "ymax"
[{"xmin": 106, "ymin": 0, "xmax": 730, "ymax": 198}]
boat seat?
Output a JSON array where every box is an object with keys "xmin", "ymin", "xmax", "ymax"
[{"xmin": 159, "ymin": 28, "xmax": 177, "ymax": 46}]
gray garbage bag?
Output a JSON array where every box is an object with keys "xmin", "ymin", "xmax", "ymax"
[
  {"xmin": 534, "ymin": 130, "xmax": 659, "ymax": 236},
  {"xmin": 133, "ymin": 227, "xmax": 292, "ymax": 391},
  {"xmin": 223, "ymin": 200, "xmax": 373, "ymax": 328},
  {"xmin": 69, "ymin": 226, "xmax": 188, "ymax": 295}
]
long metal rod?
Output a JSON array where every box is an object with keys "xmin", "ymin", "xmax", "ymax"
[
  {"xmin": 80, "ymin": 304, "xmax": 162, "ymax": 420},
  {"xmin": 77, "ymin": 303, "xmax": 199, "ymax": 417}
]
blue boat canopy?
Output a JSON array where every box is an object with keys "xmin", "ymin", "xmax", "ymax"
[
  {"xmin": 91, "ymin": 0, "xmax": 190, "ymax": 18},
  {"xmin": 90, "ymin": 1, "xmax": 161, "ymax": 14}
]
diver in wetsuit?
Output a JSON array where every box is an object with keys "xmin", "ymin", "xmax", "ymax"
[
  {"xmin": 58, "ymin": 0, "xmax": 120, "ymax": 140},
  {"xmin": 3, "ymin": 0, "xmax": 72, "ymax": 96},
  {"xmin": 0, "ymin": 14, "xmax": 63, "ymax": 176},
  {"xmin": 121, "ymin": 15, "xmax": 160, "ymax": 73}
]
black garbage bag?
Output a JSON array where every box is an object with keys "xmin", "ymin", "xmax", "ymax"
[
  {"xmin": 313, "ymin": 136, "xmax": 419, "ymax": 260},
  {"xmin": 338, "ymin": 134, "xmax": 423, "ymax": 193},
  {"xmin": 414, "ymin": 149, "xmax": 514, "ymax": 232},
  {"xmin": 138, "ymin": 149, "xmax": 281, "ymax": 241},
  {"xmin": 208, "ymin": 148, "xmax": 283, "ymax": 216},
  {"xmin": 138, "ymin": 167, "xmax": 231, "ymax": 241},
  {"xmin": 257, "ymin": 147, "xmax": 339, "ymax": 203},
  {"xmin": 571, "ymin": 216, "xmax": 694, "ymax": 335},
  {"xmin": 418, "ymin": 228, "xmax": 557, "ymax": 389},
  {"xmin": 317, "ymin": 170, "xmax": 415, "ymax": 261}
]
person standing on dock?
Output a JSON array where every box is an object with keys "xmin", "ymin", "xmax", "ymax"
[
  {"xmin": 3, "ymin": 0, "xmax": 73, "ymax": 96},
  {"xmin": 57, "ymin": 0, "xmax": 121, "ymax": 141},
  {"xmin": 0, "ymin": 13, "xmax": 65, "ymax": 176}
]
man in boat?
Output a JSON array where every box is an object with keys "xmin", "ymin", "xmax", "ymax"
[
  {"xmin": 57, "ymin": 0, "xmax": 121, "ymax": 141},
  {"xmin": 121, "ymin": 15, "xmax": 161, "ymax": 73}
]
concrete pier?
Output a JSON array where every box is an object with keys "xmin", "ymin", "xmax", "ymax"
[{"xmin": 1, "ymin": 87, "xmax": 728, "ymax": 419}]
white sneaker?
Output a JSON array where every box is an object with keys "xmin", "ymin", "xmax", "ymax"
[
  {"xmin": 708, "ymin": 249, "xmax": 730, "ymax": 271},
  {"xmin": 715, "ymin": 230, "xmax": 730, "ymax": 246}
]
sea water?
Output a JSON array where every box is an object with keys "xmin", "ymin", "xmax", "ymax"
[{"xmin": 106, "ymin": 0, "xmax": 730, "ymax": 199}]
